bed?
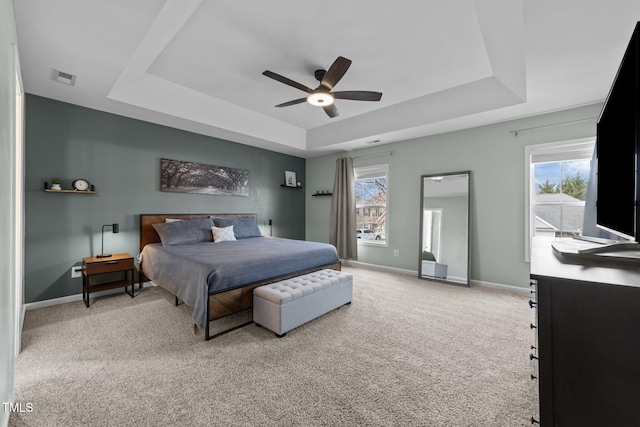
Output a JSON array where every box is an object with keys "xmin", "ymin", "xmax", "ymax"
[{"xmin": 138, "ymin": 214, "xmax": 341, "ymax": 340}]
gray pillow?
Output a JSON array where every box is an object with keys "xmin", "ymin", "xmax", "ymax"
[
  {"xmin": 152, "ymin": 217, "xmax": 214, "ymax": 246},
  {"xmin": 211, "ymin": 217, "xmax": 262, "ymax": 239}
]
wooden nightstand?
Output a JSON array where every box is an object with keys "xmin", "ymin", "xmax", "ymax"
[{"xmin": 82, "ymin": 253, "xmax": 135, "ymax": 307}]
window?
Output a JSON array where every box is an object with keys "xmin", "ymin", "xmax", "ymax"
[
  {"xmin": 524, "ymin": 138, "xmax": 595, "ymax": 260},
  {"xmin": 355, "ymin": 164, "xmax": 388, "ymax": 245}
]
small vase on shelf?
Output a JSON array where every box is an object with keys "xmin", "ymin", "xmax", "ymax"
[{"xmin": 51, "ymin": 178, "xmax": 61, "ymax": 190}]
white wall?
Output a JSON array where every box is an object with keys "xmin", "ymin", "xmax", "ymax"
[{"xmin": 0, "ymin": 0, "xmax": 19, "ymax": 425}]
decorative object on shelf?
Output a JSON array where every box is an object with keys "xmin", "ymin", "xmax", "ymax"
[
  {"xmin": 45, "ymin": 178, "xmax": 95, "ymax": 193},
  {"xmin": 312, "ymin": 190, "xmax": 333, "ymax": 197},
  {"xmin": 160, "ymin": 158, "xmax": 248, "ymax": 197},
  {"xmin": 97, "ymin": 223, "xmax": 120, "ymax": 258},
  {"xmin": 72, "ymin": 179, "xmax": 90, "ymax": 191},
  {"xmin": 51, "ymin": 177, "xmax": 61, "ymax": 190},
  {"xmin": 284, "ymin": 170, "xmax": 297, "ymax": 187}
]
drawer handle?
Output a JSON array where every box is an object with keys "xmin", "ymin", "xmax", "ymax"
[
  {"xmin": 105, "ymin": 261, "xmax": 119, "ymax": 264},
  {"xmin": 531, "ymin": 417, "xmax": 539, "ymax": 424},
  {"xmin": 531, "ymin": 374, "xmax": 537, "ymax": 380},
  {"xmin": 530, "ymin": 323, "xmax": 537, "ymax": 330},
  {"xmin": 529, "ymin": 353, "xmax": 538, "ymax": 361},
  {"xmin": 528, "ymin": 300, "xmax": 537, "ymax": 309}
]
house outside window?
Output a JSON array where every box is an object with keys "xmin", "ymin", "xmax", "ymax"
[
  {"xmin": 524, "ymin": 138, "xmax": 595, "ymax": 260},
  {"xmin": 355, "ymin": 164, "xmax": 388, "ymax": 246}
]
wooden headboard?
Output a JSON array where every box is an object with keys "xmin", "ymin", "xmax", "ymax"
[{"xmin": 139, "ymin": 213, "xmax": 258, "ymax": 252}]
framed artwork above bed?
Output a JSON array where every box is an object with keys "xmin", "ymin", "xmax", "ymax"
[{"xmin": 160, "ymin": 158, "xmax": 249, "ymax": 196}]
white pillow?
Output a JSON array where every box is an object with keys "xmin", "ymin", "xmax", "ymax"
[{"xmin": 211, "ymin": 225, "xmax": 236, "ymax": 243}]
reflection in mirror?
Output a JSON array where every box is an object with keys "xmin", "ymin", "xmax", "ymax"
[
  {"xmin": 423, "ymin": 208, "xmax": 443, "ymax": 260},
  {"xmin": 419, "ymin": 171, "xmax": 470, "ymax": 286}
]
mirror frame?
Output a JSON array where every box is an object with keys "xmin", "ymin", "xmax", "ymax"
[{"xmin": 418, "ymin": 170, "xmax": 471, "ymax": 287}]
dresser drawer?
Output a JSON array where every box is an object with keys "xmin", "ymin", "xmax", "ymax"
[{"xmin": 84, "ymin": 257, "xmax": 134, "ymax": 275}]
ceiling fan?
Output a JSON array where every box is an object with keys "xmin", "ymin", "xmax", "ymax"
[{"xmin": 262, "ymin": 56, "xmax": 382, "ymax": 118}]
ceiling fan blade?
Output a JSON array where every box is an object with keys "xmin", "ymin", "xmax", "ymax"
[
  {"xmin": 262, "ymin": 70, "xmax": 313, "ymax": 93},
  {"xmin": 323, "ymin": 104, "xmax": 339, "ymax": 118},
  {"xmin": 320, "ymin": 56, "xmax": 352, "ymax": 90},
  {"xmin": 332, "ymin": 91, "xmax": 383, "ymax": 101},
  {"xmin": 275, "ymin": 98, "xmax": 307, "ymax": 108}
]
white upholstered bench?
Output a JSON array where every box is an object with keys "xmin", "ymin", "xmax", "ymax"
[{"xmin": 253, "ymin": 269, "xmax": 353, "ymax": 337}]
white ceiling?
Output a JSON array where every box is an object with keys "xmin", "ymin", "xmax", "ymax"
[{"xmin": 14, "ymin": 0, "xmax": 640, "ymax": 158}]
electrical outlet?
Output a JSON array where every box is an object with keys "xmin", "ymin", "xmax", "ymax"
[
  {"xmin": 393, "ymin": 249, "xmax": 400, "ymax": 257},
  {"xmin": 71, "ymin": 265, "xmax": 83, "ymax": 279}
]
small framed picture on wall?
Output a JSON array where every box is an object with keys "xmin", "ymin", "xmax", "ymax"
[{"xmin": 285, "ymin": 171, "xmax": 297, "ymax": 187}]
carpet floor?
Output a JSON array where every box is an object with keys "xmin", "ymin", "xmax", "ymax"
[{"xmin": 9, "ymin": 265, "xmax": 538, "ymax": 426}]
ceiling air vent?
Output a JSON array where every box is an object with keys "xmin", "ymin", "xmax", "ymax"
[{"xmin": 52, "ymin": 69, "xmax": 77, "ymax": 86}]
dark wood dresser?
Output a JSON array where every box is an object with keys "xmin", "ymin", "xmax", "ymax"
[{"xmin": 529, "ymin": 237, "xmax": 640, "ymax": 426}]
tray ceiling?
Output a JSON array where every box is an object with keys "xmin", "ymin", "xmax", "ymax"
[{"xmin": 14, "ymin": 0, "xmax": 640, "ymax": 157}]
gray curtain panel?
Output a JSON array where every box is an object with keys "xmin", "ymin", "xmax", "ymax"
[{"xmin": 330, "ymin": 157, "xmax": 358, "ymax": 260}]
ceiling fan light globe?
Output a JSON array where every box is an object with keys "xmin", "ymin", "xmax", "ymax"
[{"xmin": 307, "ymin": 93, "xmax": 334, "ymax": 106}]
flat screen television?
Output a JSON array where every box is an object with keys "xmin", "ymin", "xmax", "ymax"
[{"xmin": 596, "ymin": 21, "xmax": 640, "ymax": 243}]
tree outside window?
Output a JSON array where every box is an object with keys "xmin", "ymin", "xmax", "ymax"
[
  {"xmin": 524, "ymin": 139, "xmax": 595, "ymax": 261},
  {"xmin": 534, "ymin": 159, "xmax": 591, "ymax": 237}
]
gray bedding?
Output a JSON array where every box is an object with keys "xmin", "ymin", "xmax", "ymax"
[{"xmin": 140, "ymin": 237, "xmax": 339, "ymax": 329}]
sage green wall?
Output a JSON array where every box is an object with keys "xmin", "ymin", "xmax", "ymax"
[
  {"xmin": 306, "ymin": 103, "xmax": 603, "ymax": 288},
  {"xmin": 1, "ymin": 0, "xmax": 18, "ymax": 422},
  {"xmin": 25, "ymin": 95, "xmax": 306, "ymax": 303}
]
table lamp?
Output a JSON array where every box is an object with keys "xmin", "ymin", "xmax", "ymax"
[{"xmin": 97, "ymin": 223, "xmax": 119, "ymax": 258}]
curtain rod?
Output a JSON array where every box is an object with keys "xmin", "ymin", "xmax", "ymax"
[
  {"xmin": 352, "ymin": 150, "xmax": 395, "ymax": 160},
  {"xmin": 509, "ymin": 118, "xmax": 597, "ymax": 136}
]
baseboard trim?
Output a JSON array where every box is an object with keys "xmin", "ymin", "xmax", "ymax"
[
  {"xmin": 469, "ymin": 279, "xmax": 531, "ymax": 295},
  {"xmin": 342, "ymin": 259, "xmax": 417, "ymax": 276},
  {"xmin": 25, "ymin": 282, "xmax": 155, "ymax": 311},
  {"xmin": 342, "ymin": 260, "xmax": 530, "ymax": 295}
]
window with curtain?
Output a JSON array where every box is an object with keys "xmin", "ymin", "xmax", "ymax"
[
  {"xmin": 354, "ymin": 164, "xmax": 388, "ymax": 246},
  {"xmin": 524, "ymin": 138, "xmax": 595, "ymax": 260}
]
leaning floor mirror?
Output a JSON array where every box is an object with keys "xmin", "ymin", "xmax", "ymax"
[{"xmin": 419, "ymin": 171, "xmax": 470, "ymax": 286}]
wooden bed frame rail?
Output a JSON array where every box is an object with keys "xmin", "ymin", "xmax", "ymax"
[{"xmin": 139, "ymin": 214, "xmax": 341, "ymax": 340}]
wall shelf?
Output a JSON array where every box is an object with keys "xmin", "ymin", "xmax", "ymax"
[
  {"xmin": 312, "ymin": 192, "xmax": 333, "ymax": 197},
  {"xmin": 281, "ymin": 185, "xmax": 303, "ymax": 189},
  {"xmin": 44, "ymin": 189, "xmax": 96, "ymax": 194}
]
